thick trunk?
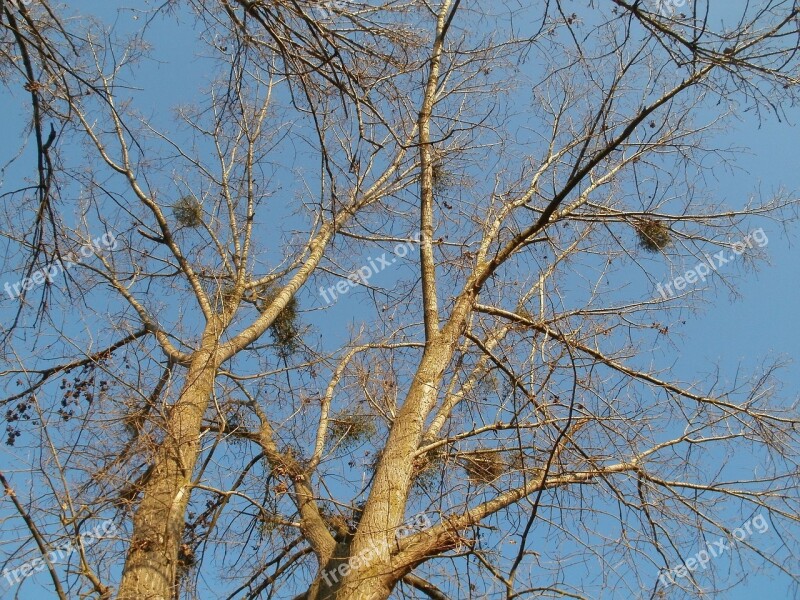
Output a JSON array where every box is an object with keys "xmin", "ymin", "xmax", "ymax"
[
  {"xmin": 117, "ymin": 344, "xmax": 219, "ymax": 600},
  {"xmin": 329, "ymin": 579, "xmax": 392, "ymax": 600},
  {"xmin": 306, "ymin": 553, "xmax": 396, "ymax": 600}
]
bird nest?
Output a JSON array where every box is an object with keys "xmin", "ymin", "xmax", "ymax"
[
  {"xmin": 328, "ymin": 410, "xmax": 377, "ymax": 449},
  {"xmin": 460, "ymin": 448, "xmax": 507, "ymax": 483},
  {"xmin": 634, "ymin": 218, "xmax": 671, "ymax": 252},
  {"xmin": 412, "ymin": 444, "xmax": 448, "ymax": 490},
  {"xmin": 431, "ymin": 160, "xmax": 457, "ymax": 196},
  {"xmin": 172, "ymin": 196, "xmax": 204, "ymax": 228},
  {"xmin": 257, "ymin": 284, "xmax": 301, "ymax": 356}
]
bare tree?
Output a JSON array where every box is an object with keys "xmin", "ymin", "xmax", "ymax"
[{"xmin": 1, "ymin": 1, "xmax": 800, "ymax": 599}]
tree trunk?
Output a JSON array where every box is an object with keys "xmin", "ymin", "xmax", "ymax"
[
  {"xmin": 308, "ymin": 553, "xmax": 395, "ymax": 600},
  {"xmin": 117, "ymin": 336, "xmax": 219, "ymax": 600}
]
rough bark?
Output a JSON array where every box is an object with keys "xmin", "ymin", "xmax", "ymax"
[{"xmin": 116, "ymin": 328, "xmax": 221, "ymax": 600}]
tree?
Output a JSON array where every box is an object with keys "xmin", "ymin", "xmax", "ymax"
[{"xmin": 1, "ymin": 0, "xmax": 799, "ymax": 598}]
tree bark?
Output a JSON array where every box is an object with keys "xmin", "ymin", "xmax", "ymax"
[{"xmin": 117, "ymin": 330, "xmax": 220, "ymax": 600}]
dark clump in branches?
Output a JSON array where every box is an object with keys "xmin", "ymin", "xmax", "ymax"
[
  {"xmin": 412, "ymin": 444, "xmax": 447, "ymax": 490},
  {"xmin": 172, "ymin": 196, "xmax": 204, "ymax": 228},
  {"xmin": 460, "ymin": 448, "xmax": 507, "ymax": 483},
  {"xmin": 328, "ymin": 409, "xmax": 377, "ymax": 450},
  {"xmin": 258, "ymin": 285, "xmax": 301, "ymax": 357},
  {"xmin": 634, "ymin": 218, "xmax": 672, "ymax": 252},
  {"xmin": 431, "ymin": 159, "xmax": 457, "ymax": 196}
]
